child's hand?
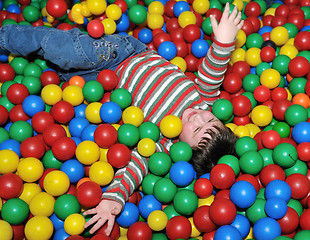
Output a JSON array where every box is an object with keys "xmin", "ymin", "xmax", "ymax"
[
  {"xmin": 210, "ymin": 3, "xmax": 244, "ymax": 44},
  {"xmin": 83, "ymin": 199, "xmax": 122, "ymax": 235}
]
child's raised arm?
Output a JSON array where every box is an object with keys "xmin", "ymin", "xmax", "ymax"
[{"xmin": 210, "ymin": 3, "xmax": 244, "ymax": 43}]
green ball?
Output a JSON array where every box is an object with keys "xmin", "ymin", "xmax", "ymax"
[
  {"xmin": 287, "ymin": 199, "xmax": 303, "ymax": 217},
  {"xmin": 42, "ymin": 149, "xmax": 63, "ymax": 169},
  {"xmin": 297, "ymin": 50, "xmax": 310, "ymax": 63},
  {"xmin": 148, "ymin": 152, "xmax": 172, "ymax": 176},
  {"xmin": 169, "ymin": 141, "xmax": 192, "ymax": 163},
  {"xmin": 293, "ymin": 230, "xmax": 310, "ymax": 240},
  {"xmin": 152, "ymin": 233, "xmax": 168, "ymax": 240},
  {"xmin": 10, "ymin": 57, "xmax": 29, "ymax": 75},
  {"xmin": 288, "ymin": 77, "xmax": 307, "ymax": 96},
  {"xmin": 54, "ymin": 194, "xmax": 81, "ymax": 220},
  {"xmin": 202, "ymin": 17, "xmax": 213, "ymax": 36},
  {"xmin": 125, "ymin": 0, "xmax": 137, "ymax": 8},
  {"xmin": 0, "ymin": 96, "xmax": 15, "ymax": 112},
  {"xmin": 143, "ymin": 0, "xmax": 152, "ymax": 6},
  {"xmin": 82, "ymin": 80, "xmax": 104, "ymax": 102},
  {"xmin": 255, "ymin": 0, "xmax": 267, "ymax": 14},
  {"xmin": 301, "ymin": 6, "xmax": 310, "ymax": 19},
  {"xmin": 242, "ymin": 74, "xmax": 260, "ymax": 92},
  {"xmin": 218, "ymin": 155, "xmax": 240, "ymax": 176},
  {"xmin": 278, "ymin": 75, "xmax": 286, "ymax": 88},
  {"xmin": 272, "ymin": 55, "xmax": 290, "ymax": 75},
  {"xmin": 34, "ymin": 59, "xmax": 50, "ymax": 70},
  {"xmin": 3, "ymin": 0, "xmax": 18, "ymax": 8},
  {"xmin": 1, "ymin": 198, "xmax": 29, "ymax": 225},
  {"xmin": 285, "ymin": 104, "xmax": 308, "ymax": 126},
  {"xmin": 235, "ymin": 136, "xmax": 258, "ymax": 157},
  {"xmin": 178, "ymin": 179, "xmax": 195, "ymax": 192},
  {"xmin": 22, "ymin": 5, "xmax": 40, "ymax": 23},
  {"xmin": 255, "ymin": 62, "xmax": 271, "ymax": 76},
  {"xmin": 163, "ymin": 204, "xmax": 180, "ymax": 220},
  {"xmin": 23, "ymin": 62, "xmax": 43, "ymax": 78},
  {"xmin": 283, "ymin": 23, "xmax": 299, "ymax": 38},
  {"xmin": 246, "ymin": 198, "xmax": 267, "ymax": 224},
  {"xmin": 110, "ymin": 88, "xmax": 132, "ymax": 109},
  {"xmin": 211, "ymin": 99, "xmax": 233, "ymax": 121},
  {"xmin": 9, "ymin": 120, "xmax": 33, "ymax": 143},
  {"xmin": 173, "ymin": 189, "xmax": 198, "ymax": 216},
  {"xmin": 18, "ymin": 21, "xmax": 32, "ymax": 26},
  {"xmin": 272, "ymin": 122, "xmax": 290, "ymax": 138},
  {"xmin": 1, "ymin": 18, "xmax": 17, "ymax": 26},
  {"xmin": 274, "ymin": 236, "xmax": 292, "ymax": 240},
  {"xmin": 0, "ymin": 128, "xmax": 10, "ymax": 144},
  {"xmin": 139, "ymin": 122, "xmax": 160, "ymax": 142},
  {"xmin": 239, "ymin": 150, "xmax": 264, "ymax": 175},
  {"xmin": 257, "ymin": 188, "xmax": 266, "ymax": 200},
  {"xmin": 272, "ymin": 143, "xmax": 298, "ymax": 168},
  {"xmin": 209, "ymin": 0, "xmax": 223, "ymax": 10},
  {"xmin": 128, "ymin": 4, "xmax": 147, "ymax": 25},
  {"xmin": 241, "ymin": 92, "xmax": 257, "ymax": 110},
  {"xmin": 263, "ymin": 125, "xmax": 273, "ymax": 131},
  {"xmin": 246, "ymin": 33, "xmax": 264, "ymax": 49},
  {"xmin": 258, "ymin": 148, "xmax": 274, "ymax": 166},
  {"xmin": 141, "ymin": 174, "xmax": 161, "ymax": 195},
  {"xmin": 21, "ymin": 76, "xmax": 42, "ymax": 95},
  {"xmin": 153, "ymin": 178, "xmax": 178, "ymax": 204},
  {"xmin": 284, "ymin": 159, "xmax": 308, "ymax": 177},
  {"xmin": 1, "ymin": 80, "xmax": 15, "ymax": 97},
  {"xmin": 117, "ymin": 123, "xmax": 140, "ymax": 147},
  {"xmin": 14, "ymin": 75, "xmax": 24, "ymax": 83}
]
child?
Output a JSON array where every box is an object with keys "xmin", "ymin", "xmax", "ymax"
[{"xmin": 0, "ymin": 3, "xmax": 243, "ymax": 235}]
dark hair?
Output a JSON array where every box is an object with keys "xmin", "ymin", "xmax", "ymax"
[{"xmin": 191, "ymin": 125, "xmax": 238, "ymax": 178}]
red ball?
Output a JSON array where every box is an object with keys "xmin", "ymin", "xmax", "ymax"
[
  {"xmin": 271, "ymin": 87, "xmax": 288, "ymax": 102},
  {"xmin": 39, "ymin": 168, "xmax": 57, "ymax": 189},
  {"xmin": 153, "ymin": 32, "xmax": 172, "ymax": 49},
  {"xmin": 287, "ymin": 13, "xmax": 305, "ymax": 30},
  {"xmin": 246, "ymin": 16, "xmax": 261, "ymax": 33},
  {"xmin": 260, "ymin": 46, "xmax": 276, "ymax": 62},
  {"xmin": 193, "ymin": 205, "xmax": 217, "ymax": 233},
  {"xmin": 183, "ymin": 24, "xmax": 201, "ymax": 43},
  {"xmin": 210, "ymin": 164, "xmax": 235, "ymax": 190},
  {"xmin": 100, "ymin": 92, "xmax": 112, "ymax": 104},
  {"xmin": 0, "ymin": 173, "xmax": 23, "ymax": 199},
  {"xmin": 9, "ymin": 105, "xmax": 30, "ymax": 122},
  {"xmin": 271, "ymin": 15, "xmax": 287, "ymax": 28},
  {"xmin": 285, "ymin": 173, "xmax": 310, "ymax": 200},
  {"xmin": 107, "ymin": 143, "xmax": 131, "ymax": 168},
  {"xmin": 241, "ymin": 19, "xmax": 254, "ymax": 36},
  {"xmin": 57, "ymin": 23, "xmax": 74, "ymax": 31},
  {"xmin": 214, "ymin": 189, "xmax": 231, "ymax": 200},
  {"xmin": 297, "ymin": 142, "xmax": 310, "ymax": 162},
  {"xmin": 164, "ymin": 0, "xmax": 176, "ymax": 18},
  {"xmin": 51, "ymin": 136, "xmax": 76, "ymax": 161},
  {"xmin": 6, "ymin": 83, "xmax": 29, "ymax": 105},
  {"xmin": 277, "ymin": 207, "xmax": 299, "ymax": 235},
  {"xmin": 288, "ymin": 56, "xmax": 310, "ymax": 78},
  {"xmin": 127, "ymin": 222, "xmax": 152, "ymax": 240},
  {"xmin": 300, "ymin": 209, "xmax": 310, "ymax": 230},
  {"xmin": 194, "ymin": 178, "xmax": 213, "ymax": 199},
  {"xmin": 90, "ymin": 234, "xmax": 111, "ymax": 240},
  {"xmin": 50, "ymin": 100, "xmax": 75, "ymax": 124},
  {"xmin": 231, "ymin": 61, "xmax": 251, "ymax": 79},
  {"xmin": 46, "ymin": 0, "xmax": 68, "ymax": 18},
  {"xmin": 259, "ymin": 164, "xmax": 286, "ymax": 187},
  {"xmin": 219, "ymin": 90, "xmax": 232, "ymax": 101},
  {"xmin": 294, "ymin": 30, "xmax": 310, "ymax": 51},
  {"xmin": 174, "ymin": 40, "xmax": 188, "ymax": 58},
  {"xmin": 184, "ymin": 54, "xmax": 199, "ymax": 72},
  {"xmin": 222, "ymin": 73, "xmax": 242, "ymax": 94},
  {"xmin": 244, "ymin": 1, "xmax": 261, "ymax": 17},
  {"xmin": 97, "ymin": 69, "xmax": 119, "ymax": 91},
  {"xmin": 96, "ymin": 221, "xmax": 120, "ymax": 240},
  {"xmin": 0, "ymin": 63, "xmax": 15, "ymax": 83},
  {"xmin": 233, "ymin": 115, "xmax": 251, "ymax": 126},
  {"xmin": 87, "ymin": 20, "xmax": 105, "ymax": 38},
  {"xmin": 254, "ymin": 131, "xmax": 265, "ymax": 151},
  {"xmin": 231, "ymin": 95, "xmax": 252, "ymax": 117},
  {"xmin": 0, "ymin": 105, "xmax": 9, "ymax": 126},
  {"xmin": 42, "ymin": 123, "xmax": 67, "ymax": 147},
  {"xmin": 34, "ymin": 134, "xmax": 50, "ymax": 152},
  {"xmin": 166, "ymin": 17, "xmax": 180, "ymax": 33},
  {"xmin": 236, "ymin": 174, "xmax": 260, "ymax": 193},
  {"xmin": 12, "ymin": 224, "xmax": 25, "ymax": 240},
  {"xmin": 114, "ymin": 0, "xmax": 127, "ymax": 13},
  {"xmin": 272, "ymin": 99, "xmax": 293, "ymax": 121},
  {"xmin": 206, "ymin": 8, "xmax": 222, "ymax": 22},
  {"xmin": 20, "ymin": 136, "xmax": 46, "ymax": 159},
  {"xmin": 209, "ymin": 198, "xmax": 237, "ymax": 226},
  {"xmin": 275, "ymin": 4, "xmax": 290, "ymax": 17},
  {"xmin": 170, "ymin": 28, "xmax": 184, "ymax": 42},
  {"xmin": 76, "ymin": 181, "xmax": 103, "ymax": 208},
  {"xmin": 94, "ymin": 124, "xmax": 118, "ymax": 148},
  {"xmin": 166, "ymin": 216, "xmax": 192, "ymax": 240},
  {"xmin": 31, "ymin": 111, "xmax": 55, "ymax": 134},
  {"xmin": 254, "ymin": 85, "xmax": 271, "ymax": 102},
  {"xmin": 261, "ymin": 130, "xmax": 281, "ymax": 149},
  {"xmin": 40, "ymin": 70, "xmax": 61, "ymax": 86}
]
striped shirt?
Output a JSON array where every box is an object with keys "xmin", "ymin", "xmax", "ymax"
[{"xmin": 102, "ymin": 39, "xmax": 235, "ymax": 207}]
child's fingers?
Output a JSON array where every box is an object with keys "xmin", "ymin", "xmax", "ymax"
[
  {"xmin": 228, "ymin": 5, "xmax": 238, "ymax": 21},
  {"xmin": 105, "ymin": 218, "xmax": 115, "ymax": 236},
  {"xmin": 84, "ymin": 214, "xmax": 100, "ymax": 228},
  {"xmin": 89, "ymin": 218, "xmax": 107, "ymax": 234},
  {"xmin": 210, "ymin": 15, "xmax": 218, "ymax": 32},
  {"xmin": 221, "ymin": 2, "xmax": 230, "ymax": 19},
  {"xmin": 237, "ymin": 20, "xmax": 244, "ymax": 30},
  {"xmin": 83, "ymin": 208, "xmax": 97, "ymax": 216},
  {"xmin": 234, "ymin": 11, "xmax": 242, "ymax": 25}
]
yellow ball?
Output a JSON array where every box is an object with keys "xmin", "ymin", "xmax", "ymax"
[
  {"xmin": 25, "ymin": 216, "xmax": 54, "ymax": 240},
  {"xmin": 147, "ymin": 210, "xmax": 168, "ymax": 231},
  {"xmin": 43, "ymin": 170, "xmax": 70, "ymax": 196},
  {"xmin": 87, "ymin": 0, "xmax": 107, "ymax": 15},
  {"xmin": 233, "ymin": 125, "xmax": 250, "ymax": 138},
  {"xmin": 19, "ymin": 183, "xmax": 42, "ymax": 204},
  {"xmin": 264, "ymin": 7, "xmax": 276, "ymax": 16},
  {"xmin": 29, "ymin": 192, "xmax": 55, "ymax": 217},
  {"xmin": 122, "ymin": 106, "xmax": 144, "ymax": 127},
  {"xmin": 99, "ymin": 148, "xmax": 108, "ymax": 162},
  {"xmin": 148, "ymin": 1, "xmax": 164, "ymax": 15},
  {"xmin": 41, "ymin": 84, "xmax": 62, "ymax": 105},
  {"xmin": 188, "ymin": 217, "xmax": 201, "ymax": 238},
  {"xmin": 230, "ymin": 48, "xmax": 246, "ymax": 63},
  {"xmin": 64, "ymin": 213, "xmax": 86, "ymax": 235},
  {"xmin": 62, "ymin": 124, "xmax": 71, "ymax": 137},
  {"xmin": 279, "ymin": 44, "xmax": 298, "ymax": 59},
  {"xmin": 250, "ymin": 105, "xmax": 273, "ymax": 127},
  {"xmin": 232, "ymin": 0, "xmax": 244, "ymax": 11},
  {"xmin": 106, "ymin": 4, "xmax": 122, "ymax": 21},
  {"xmin": 71, "ymin": 4, "xmax": 84, "ymax": 24},
  {"xmin": 198, "ymin": 195, "xmax": 214, "ymax": 207},
  {"xmin": 225, "ymin": 123, "xmax": 237, "ymax": 132},
  {"xmin": 160, "ymin": 115, "xmax": 183, "ymax": 138},
  {"xmin": 0, "ymin": 197, "xmax": 2, "ymax": 210},
  {"xmin": 85, "ymin": 102, "xmax": 103, "ymax": 124},
  {"xmin": 102, "ymin": 18, "xmax": 117, "ymax": 35},
  {"xmin": 119, "ymin": 226, "xmax": 128, "ymax": 236},
  {"xmin": 245, "ymin": 47, "xmax": 262, "ymax": 67},
  {"xmin": 137, "ymin": 138, "xmax": 156, "ymax": 157},
  {"xmin": 89, "ymin": 161, "xmax": 114, "ymax": 186},
  {"xmin": 286, "ymin": 88, "xmax": 292, "ymax": 101},
  {"xmin": 260, "ymin": 68, "xmax": 281, "ymax": 89},
  {"xmin": 178, "ymin": 11, "xmax": 196, "ymax": 28},
  {"xmin": 245, "ymin": 123, "xmax": 261, "ymax": 138},
  {"xmin": 0, "ymin": 149, "xmax": 20, "ymax": 174},
  {"xmin": 192, "ymin": 0, "xmax": 210, "ymax": 14},
  {"xmin": 17, "ymin": 157, "xmax": 44, "ymax": 183},
  {"xmin": 270, "ymin": 26, "xmax": 289, "ymax": 46},
  {"xmin": 62, "ymin": 85, "xmax": 84, "ymax": 106},
  {"xmin": 76, "ymin": 140, "xmax": 100, "ymax": 165},
  {"xmin": 81, "ymin": 1, "xmax": 92, "ymax": 17},
  {"xmin": 147, "ymin": 13, "xmax": 164, "ymax": 30},
  {"xmin": 0, "ymin": 220, "xmax": 13, "ymax": 240},
  {"xmin": 170, "ymin": 56, "xmax": 187, "ymax": 72},
  {"xmin": 235, "ymin": 30, "xmax": 246, "ymax": 48}
]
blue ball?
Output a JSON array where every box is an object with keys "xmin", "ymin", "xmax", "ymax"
[
  {"xmin": 170, "ymin": 161, "xmax": 195, "ymax": 187},
  {"xmin": 74, "ymin": 104, "xmax": 87, "ymax": 118},
  {"xmin": 0, "ymin": 1, "xmax": 3, "ymax": 10},
  {"xmin": 100, "ymin": 102, "xmax": 122, "ymax": 124},
  {"xmin": 253, "ymin": 217, "xmax": 281, "ymax": 240},
  {"xmin": 138, "ymin": 28, "xmax": 153, "ymax": 44},
  {"xmin": 53, "ymin": 228, "xmax": 70, "ymax": 240},
  {"xmin": 80, "ymin": 124, "xmax": 97, "ymax": 142},
  {"xmin": 265, "ymin": 180, "xmax": 291, "ymax": 203},
  {"xmin": 60, "ymin": 159, "xmax": 85, "ymax": 183},
  {"xmin": 0, "ymin": 139, "xmax": 21, "ymax": 157},
  {"xmin": 116, "ymin": 202, "xmax": 140, "ymax": 227},
  {"xmin": 191, "ymin": 39, "xmax": 209, "ymax": 58},
  {"xmin": 173, "ymin": 1, "xmax": 190, "ymax": 17},
  {"xmin": 214, "ymin": 225, "xmax": 242, "ymax": 240},
  {"xmin": 250, "ymin": 67, "xmax": 256, "ymax": 74},
  {"xmin": 4, "ymin": 122, "xmax": 12, "ymax": 132},
  {"xmin": 50, "ymin": 213, "xmax": 64, "ymax": 231},
  {"xmin": 230, "ymin": 180, "xmax": 257, "ymax": 209},
  {"xmin": 68, "ymin": 117, "xmax": 90, "ymax": 138},
  {"xmin": 6, "ymin": 4, "xmax": 21, "ymax": 14},
  {"xmin": 138, "ymin": 194, "xmax": 162, "ymax": 219},
  {"xmin": 22, "ymin": 95, "xmax": 45, "ymax": 117},
  {"xmin": 292, "ymin": 121, "xmax": 310, "ymax": 144},
  {"xmin": 265, "ymin": 197, "xmax": 287, "ymax": 219},
  {"xmin": 230, "ymin": 214, "xmax": 250, "ymax": 239},
  {"xmin": 116, "ymin": 14, "xmax": 130, "ymax": 32},
  {"xmin": 158, "ymin": 41, "xmax": 177, "ymax": 60},
  {"xmin": 71, "ymin": 137, "xmax": 82, "ymax": 146},
  {"xmin": 258, "ymin": 26, "xmax": 273, "ymax": 35},
  {"xmin": 301, "ymin": 26, "xmax": 310, "ymax": 32}
]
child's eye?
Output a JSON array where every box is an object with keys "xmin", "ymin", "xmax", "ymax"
[{"xmin": 194, "ymin": 127, "xmax": 200, "ymax": 132}]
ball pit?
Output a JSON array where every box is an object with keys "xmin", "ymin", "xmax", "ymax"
[{"xmin": 0, "ymin": 0, "xmax": 310, "ymax": 239}]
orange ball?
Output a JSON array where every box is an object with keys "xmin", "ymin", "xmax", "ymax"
[
  {"xmin": 69, "ymin": 76, "xmax": 85, "ymax": 88},
  {"xmin": 292, "ymin": 93, "xmax": 310, "ymax": 109}
]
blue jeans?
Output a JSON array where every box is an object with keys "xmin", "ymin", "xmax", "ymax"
[{"xmin": 0, "ymin": 25, "xmax": 149, "ymax": 81}]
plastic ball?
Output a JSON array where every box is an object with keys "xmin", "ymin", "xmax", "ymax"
[
  {"xmin": 139, "ymin": 122, "xmax": 160, "ymax": 142},
  {"xmin": 277, "ymin": 207, "xmax": 299, "ymax": 235},
  {"xmin": 253, "ymin": 217, "xmax": 281, "ymax": 240},
  {"xmin": 166, "ymin": 216, "xmax": 191, "ymax": 240},
  {"xmin": 60, "ymin": 159, "xmax": 85, "ymax": 184},
  {"xmin": 210, "ymin": 163, "xmax": 235, "ymax": 189},
  {"xmin": 147, "ymin": 210, "xmax": 168, "ymax": 232},
  {"xmin": 89, "ymin": 161, "xmax": 114, "ymax": 186},
  {"xmin": 107, "ymin": 143, "xmax": 131, "ymax": 168},
  {"xmin": 138, "ymin": 194, "xmax": 162, "ymax": 219},
  {"xmin": 294, "ymin": 31, "xmax": 310, "ymax": 51},
  {"xmin": 270, "ymin": 26, "xmax": 289, "ymax": 46},
  {"xmin": 173, "ymin": 1, "xmax": 190, "ymax": 17},
  {"xmin": 40, "ymin": 70, "xmax": 60, "ymax": 86},
  {"xmin": 0, "ymin": 220, "xmax": 13, "ymax": 240},
  {"xmin": 1, "ymin": 198, "xmax": 29, "ymax": 225},
  {"xmin": 19, "ymin": 182, "xmax": 42, "ymax": 205},
  {"xmin": 194, "ymin": 177, "xmax": 213, "ymax": 199},
  {"xmin": 54, "ymin": 194, "xmax": 81, "ymax": 221},
  {"xmin": 158, "ymin": 41, "xmax": 177, "ymax": 60},
  {"xmin": 43, "ymin": 170, "xmax": 70, "ymax": 196},
  {"xmin": 159, "ymin": 115, "xmax": 182, "ymax": 138},
  {"xmin": 169, "ymin": 161, "xmax": 195, "ymax": 187},
  {"xmin": 94, "ymin": 123, "xmax": 117, "ymax": 148},
  {"xmin": 52, "ymin": 136, "xmax": 76, "ymax": 161},
  {"xmin": 297, "ymin": 142, "xmax": 310, "ymax": 162},
  {"xmin": 230, "ymin": 213, "xmax": 251, "ymax": 239},
  {"xmin": 148, "ymin": 152, "xmax": 172, "ymax": 176},
  {"xmin": 122, "ymin": 106, "xmax": 144, "ymax": 127},
  {"xmin": 288, "ymin": 56, "xmax": 310, "ymax": 78},
  {"xmin": 17, "ymin": 157, "xmax": 44, "ymax": 183},
  {"xmin": 265, "ymin": 179, "xmax": 292, "ymax": 203},
  {"xmin": 23, "ymin": 5, "xmax": 40, "ymax": 22},
  {"xmin": 100, "ymin": 101, "xmax": 122, "ymax": 124},
  {"xmin": 117, "ymin": 123, "xmax": 140, "ymax": 147},
  {"xmin": 97, "ymin": 69, "xmax": 118, "ymax": 91},
  {"xmin": 169, "ymin": 141, "xmax": 192, "ymax": 162},
  {"xmin": 292, "ymin": 121, "xmax": 310, "ymax": 144},
  {"xmin": 260, "ymin": 68, "xmax": 281, "ymax": 89},
  {"xmin": 285, "ymin": 173, "xmax": 310, "ymax": 200},
  {"xmin": 209, "ymin": 198, "xmax": 237, "ymax": 226},
  {"xmin": 41, "ymin": 84, "xmax": 62, "ymax": 105},
  {"xmin": 214, "ymin": 225, "xmax": 242, "ymax": 240},
  {"xmin": 251, "ymin": 105, "xmax": 273, "ymax": 127},
  {"xmin": 6, "ymin": 83, "xmax": 29, "ymax": 105},
  {"xmin": 178, "ymin": 10, "xmax": 196, "ymax": 28},
  {"xmin": 62, "ymin": 85, "xmax": 84, "ymax": 106},
  {"xmin": 245, "ymin": 47, "xmax": 262, "ymax": 67},
  {"xmin": 126, "ymin": 222, "xmax": 152, "ymax": 240},
  {"xmin": 148, "ymin": 1, "xmax": 164, "ymax": 15},
  {"xmin": 0, "ymin": 149, "xmax": 19, "ymax": 174},
  {"xmin": 147, "ymin": 13, "xmax": 164, "ymax": 30},
  {"xmin": 173, "ymin": 189, "xmax": 198, "ymax": 215},
  {"xmin": 85, "ymin": 102, "xmax": 102, "ymax": 124},
  {"xmin": 82, "ymin": 80, "xmax": 104, "ymax": 102},
  {"xmin": 46, "ymin": 0, "xmax": 67, "ymax": 18},
  {"xmin": 75, "ymin": 140, "xmax": 100, "ymax": 165},
  {"xmin": 230, "ymin": 180, "xmax": 257, "ymax": 208},
  {"xmin": 87, "ymin": 0, "xmax": 107, "ymax": 15},
  {"xmin": 29, "ymin": 192, "xmax": 55, "ymax": 217},
  {"xmin": 128, "ymin": 4, "xmax": 147, "ymax": 24},
  {"xmin": 138, "ymin": 28, "xmax": 153, "ymax": 44},
  {"xmin": 239, "ymin": 150, "xmax": 264, "ymax": 175},
  {"xmin": 137, "ymin": 138, "xmax": 156, "ymax": 157},
  {"xmin": 24, "ymin": 216, "xmax": 54, "ymax": 240},
  {"xmin": 153, "ymin": 178, "xmax": 177, "ymax": 203},
  {"xmin": 211, "ymin": 99, "xmax": 233, "ymax": 121},
  {"xmin": 22, "ymin": 95, "xmax": 45, "ymax": 117},
  {"xmin": 110, "ymin": 88, "xmax": 132, "ymax": 110},
  {"xmin": 64, "ymin": 213, "xmax": 86, "ymax": 235}
]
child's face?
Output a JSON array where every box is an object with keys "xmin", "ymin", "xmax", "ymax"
[{"xmin": 179, "ymin": 108, "xmax": 223, "ymax": 148}]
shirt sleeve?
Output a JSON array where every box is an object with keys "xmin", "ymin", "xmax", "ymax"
[{"xmin": 195, "ymin": 38, "xmax": 235, "ymax": 105}]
